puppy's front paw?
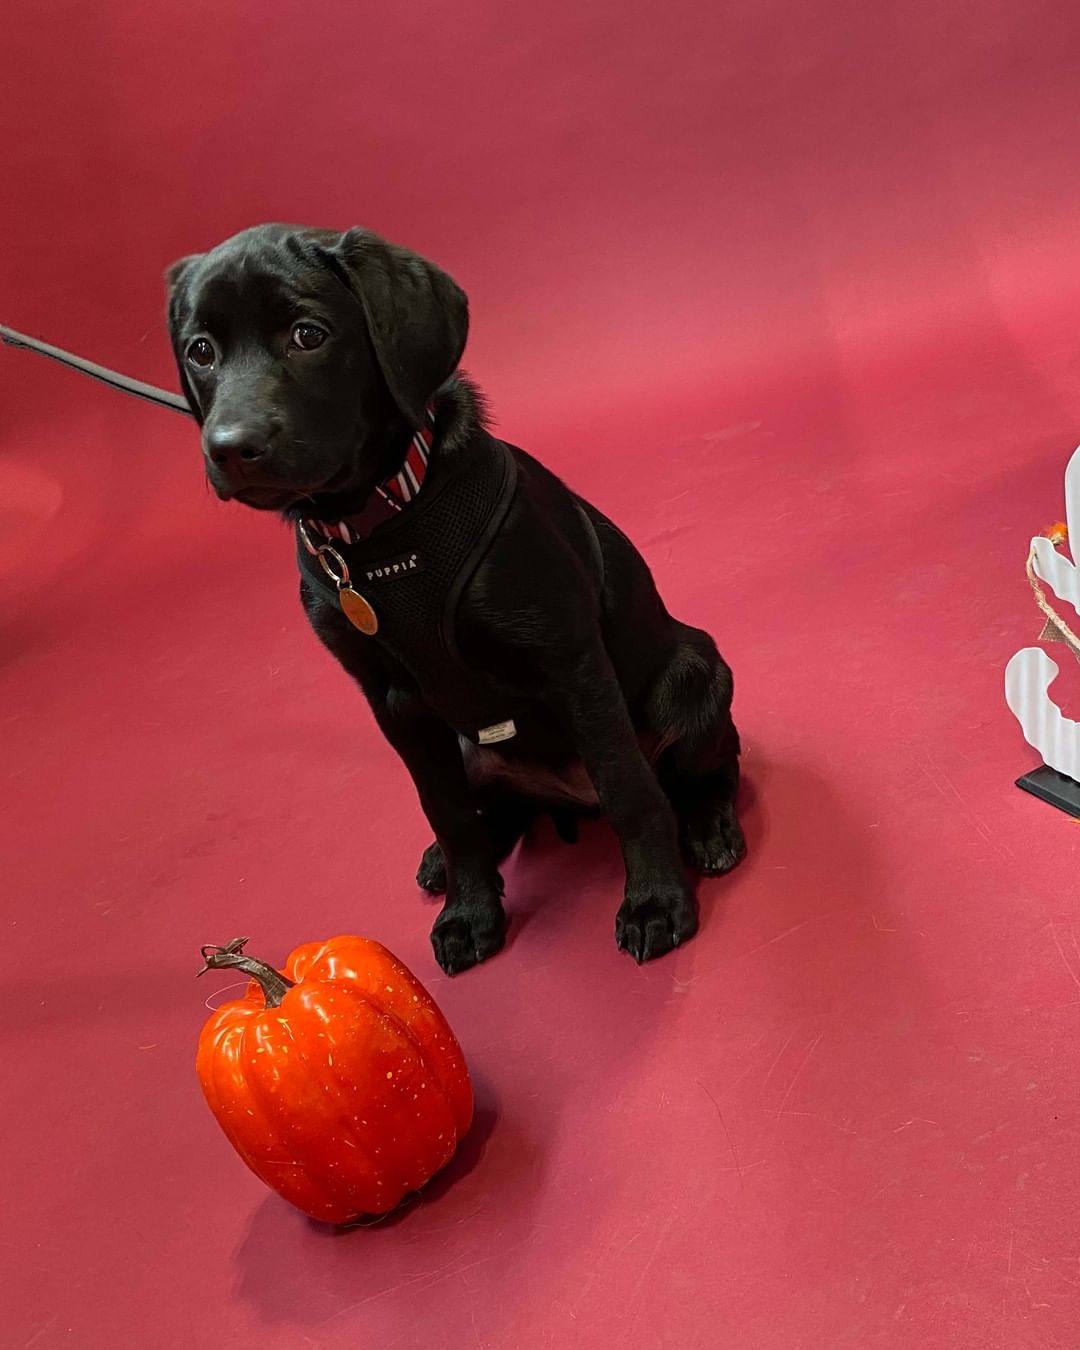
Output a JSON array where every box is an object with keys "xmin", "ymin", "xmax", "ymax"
[
  {"xmin": 431, "ymin": 903, "xmax": 506, "ymax": 976},
  {"xmin": 416, "ymin": 841, "xmax": 447, "ymax": 894},
  {"xmin": 615, "ymin": 884, "xmax": 699, "ymax": 963},
  {"xmin": 680, "ymin": 804, "xmax": 746, "ymax": 877}
]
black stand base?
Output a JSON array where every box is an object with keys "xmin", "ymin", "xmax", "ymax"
[{"xmin": 1016, "ymin": 765, "xmax": 1080, "ymax": 817}]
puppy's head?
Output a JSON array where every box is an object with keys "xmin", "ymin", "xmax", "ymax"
[{"xmin": 165, "ymin": 223, "xmax": 468, "ymax": 514}]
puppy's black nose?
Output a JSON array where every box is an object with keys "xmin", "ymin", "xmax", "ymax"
[{"xmin": 205, "ymin": 425, "xmax": 269, "ymax": 469}]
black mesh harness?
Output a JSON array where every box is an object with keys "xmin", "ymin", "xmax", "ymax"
[{"xmin": 298, "ymin": 433, "xmax": 523, "ymax": 740}]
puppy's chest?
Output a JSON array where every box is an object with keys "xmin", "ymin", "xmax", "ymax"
[
  {"xmin": 383, "ymin": 661, "xmax": 570, "ymax": 757},
  {"xmin": 463, "ymin": 742, "xmax": 599, "ymax": 807},
  {"xmin": 458, "ymin": 727, "xmax": 673, "ymax": 809},
  {"xmin": 301, "ymin": 437, "xmax": 520, "ymax": 738}
]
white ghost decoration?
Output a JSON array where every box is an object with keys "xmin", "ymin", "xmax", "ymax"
[{"xmin": 1005, "ymin": 444, "xmax": 1080, "ymax": 780}]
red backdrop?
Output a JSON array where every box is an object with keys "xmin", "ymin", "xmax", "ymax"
[{"xmin": 4, "ymin": 3, "xmax": 1080, "ymax": 1348}]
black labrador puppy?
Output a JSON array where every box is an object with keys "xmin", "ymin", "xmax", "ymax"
[{"xmin": 166, "ymin": 224, "xmax": 745, "ymax": 974}]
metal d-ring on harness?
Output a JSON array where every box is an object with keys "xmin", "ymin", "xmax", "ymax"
[{"xmin": 297, "ymin": 519, "xmax": 380, "ymax": 635}]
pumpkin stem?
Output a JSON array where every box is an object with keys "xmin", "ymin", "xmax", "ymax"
[{"xmin": 197, "ymin": 937, "xmax": 296, "ymax": 1009}]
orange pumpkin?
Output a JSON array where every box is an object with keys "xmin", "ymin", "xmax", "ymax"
[{"xmin": 196, "ymin": 935, "xmax": 473, "ymax": 1223}]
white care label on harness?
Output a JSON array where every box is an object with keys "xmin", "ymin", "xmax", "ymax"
[{"xmin": 477, "ymin": 719, "xmax": 517, "ymax": 745}]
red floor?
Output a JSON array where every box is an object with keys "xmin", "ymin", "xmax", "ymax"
[{"xmin": 5, "ymin": 3, "xmax": 1080, "ymax": 1347}]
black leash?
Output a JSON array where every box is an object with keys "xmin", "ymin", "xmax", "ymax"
[{"xmin": 0, "ymin": 323, "xmax": 192, "ymax": 417}]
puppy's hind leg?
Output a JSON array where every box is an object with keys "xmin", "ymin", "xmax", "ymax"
[{"xmin": 648, "ymin": 624, "xmax": 747, "ymax": 877}]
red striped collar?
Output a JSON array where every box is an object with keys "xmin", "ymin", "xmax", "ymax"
[{"xmin": 305, "ymin": 405, "xmax": 436, "ymax": 546}]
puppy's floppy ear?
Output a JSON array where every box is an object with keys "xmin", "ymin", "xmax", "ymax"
[
  {"xmin": 165, "ymin": 254, "xmax": 202, "ymax": 324},
  {"xmin": 164, "ymin": 253, "xmax": 204, "ymax": 417},
  {"xmin": 328, "ymin": 228, "xmax": 468, "ymax": 426},
  {"xmin": 166, "ymin": 254, "xmax": 200, "ymax": 291}
]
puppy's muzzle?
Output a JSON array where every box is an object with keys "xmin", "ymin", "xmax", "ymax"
[{"xmin": 205, "ymin": 423, "xmax": 271, "ymax": 477}]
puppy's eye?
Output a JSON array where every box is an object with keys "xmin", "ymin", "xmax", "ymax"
[
  {"xmin": 291, "ymin": 323, "xmax": 328, "ymax": 351},
  {"xmin": 186, "ymin": 338, "xmax": 215, "ymax": 369}
]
